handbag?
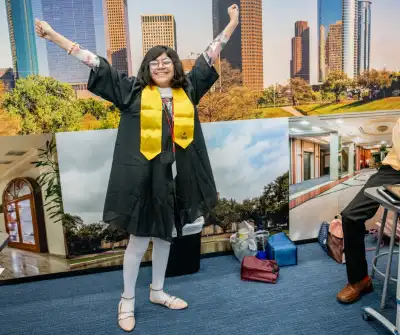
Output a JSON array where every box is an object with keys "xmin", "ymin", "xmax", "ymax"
[
  {"xmin": 241, "ymin": 256, "xmax": 279, "ymax": 283},
  {"xmin": 326, "ymin": 215, "xmax": 346, "ymax": 264},
  {"xmin": 318, "ymin": 222, "xmax": 329, "ymax": 253}
]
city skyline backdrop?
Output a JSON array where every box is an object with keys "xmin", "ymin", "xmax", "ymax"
[{"xmin": 0, "ymin": 0, "xmax": 399, "ymax": 87}]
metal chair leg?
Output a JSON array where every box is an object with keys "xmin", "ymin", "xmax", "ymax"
[
  {"xmin": 371, "ymin": 208, "xmax": 388, "ymax": 279},
  {"xmin": 380, "ymin": 213, "xmax": 398, "ymax": 310}
]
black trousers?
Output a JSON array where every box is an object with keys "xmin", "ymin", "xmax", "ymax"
[{"xmin": 341, "ymin": 165, "xmax": 400, "ymax": 284}]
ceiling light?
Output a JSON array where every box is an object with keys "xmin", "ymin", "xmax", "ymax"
[
  {"xmin": 290, "ymin": 128, "xmax": 301, "ymax": 132},
  {"xmin": 336, "ymin": 119, "xmax": 344, "ymax": 124},
  {"xmin": 300, "ymin": 120, "xmax": 310, "ymax": 125},
  {"xmin": 312, "ymin": 126, "xmax": 322, "ymax": 131}
]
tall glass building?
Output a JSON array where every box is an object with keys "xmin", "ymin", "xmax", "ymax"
[
  {"xmin": 358, "ymin": 1, "xmax": 372, "ymax": 74},
  {"xmin": 41, "ymin": 0, "xmax": 99, "ymax": 84},
  {"xmin": 342, "ymin": 0, "xmax": 358, "ymax": 79},
  {"xmin": 317, "ymin": 0, "xmax": 342, "ymax": 82},
  {"xmin": 318, "ymin": 0, "xmax": 370, "ymax": 82},
  {"xmin": 7, "ymin": 0, "xmax": 107, "ymax": 84},
  {"xmin": 5, "ymin": 0, "xmax": 39, "ymax": 79}
]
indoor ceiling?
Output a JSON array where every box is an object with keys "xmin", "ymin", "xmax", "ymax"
[
  {"xmin": 289, "ymin": 111, "xmax": 400, "ymax": 148},
  {"xmin": 0, "ymin": 134, "xmax": 53, "ymax": 180}
]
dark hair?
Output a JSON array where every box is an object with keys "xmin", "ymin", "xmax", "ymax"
[{"xmin": 137, "ymin": 45, "xmax": 187, "ymax": 89}]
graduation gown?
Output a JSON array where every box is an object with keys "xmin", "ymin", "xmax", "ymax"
[{"xmin": 87, "ymin": 55, "xmax": 219, "ymax": 242}]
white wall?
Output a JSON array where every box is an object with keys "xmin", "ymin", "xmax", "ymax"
[{"xmin": 0, "ymin": 164, "xmax": 67, "ymax": 257}]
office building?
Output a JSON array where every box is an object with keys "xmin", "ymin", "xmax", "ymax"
[
  {"xmin": 104, "ymin": 0, "xmax": 132, "ymax": 75},
  {"xmin": 212, "ymin": 0, "xmax": 264, "ymax": 90},
  {"xmin": 5, "ymin": 0, "xmax": 39, "ymax": 79},
  {"xmin": 41, "ymin": 0, "xmax": 103, "ymax": 84},
  {"xmin": 290, "ymin": 21, "xmax": 310, "ymax": 83},
  {"xmin": 318, "ymin": 0, "xmax": 370, "ymax": 82},
  {"xmin": 358, "ymin": 1, "xmax": 372, "ymax": 74},
  {"xmin": 141, "ymin": 15, "xmax": 177, "ymax": 56}
]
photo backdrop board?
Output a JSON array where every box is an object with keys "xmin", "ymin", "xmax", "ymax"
[
  {"xmin": 54, "ymin": 118, "xmax": 289, "ymax": 271},
  {"xmin": 0, "ymin": 134, "xmax": 69, "ymax": 281},
  {"xmin": 288, "ymin": 111, "xmax": 400, "ymax": 241}
]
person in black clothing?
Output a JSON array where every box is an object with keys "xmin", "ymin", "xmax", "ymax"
[
  {"xmin": 337, "ymin": 118, "xmax": 400, "ymax": 304},
  {"xmin": 35, "ymin": 5, "xmax": 240, "ymax": 332}
]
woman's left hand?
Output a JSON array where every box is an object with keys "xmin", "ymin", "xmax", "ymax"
[{"xmin": 228, "ymin": 4, "xmax": 239, "ymax": 25}]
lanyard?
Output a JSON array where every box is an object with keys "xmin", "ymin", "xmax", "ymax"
[{"xmin": 163, "ymin": 100, "xmax": 175, "ymax": 153}]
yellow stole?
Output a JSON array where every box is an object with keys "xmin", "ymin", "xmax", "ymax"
[{"xmin": 140, "ymin": 85, "xmax": 195, "ymax": 160}]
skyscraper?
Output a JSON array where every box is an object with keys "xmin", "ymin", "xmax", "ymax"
[
  {"xmin": 318, "ymin": 0, "xmax": 370, "ymax": 82},
  {"xmin": 41, "ymin": 0, "xmax": 102, "ymax": 84},
  {"xmin": 212, "ymin": 0, "xmax": 264, "ymax": 90},
  {"xmin": 5, "ymin": 0, "xmax": 39, "ymax": 79},
  {"xmin": 141, "ymin": 15, "xmax": 177, "ymax": 57},
  {"xmin": 212, "ymin": 0, "xmax": 242, "ymax": 70},
  {"xmin": 342, "ymin": 0, "xmax": 358, "ymax": 79},
  {"xmin": 358, "ymin": 1, "xmax": 372, "ymax": 74},
  {"xmin": 290, "ymin": 21, "xmax": 310, "ymax": 83},
  {"xmin": 104, "ymin": 0, "xmax": 132, "ymax": 76}
]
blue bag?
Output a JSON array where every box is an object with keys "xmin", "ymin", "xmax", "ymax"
[
  {"xmin": 318, "ymin": 222, "xmax": 329, "ymax": 253},
  {"xmin": 266, "ymin": 232, "xmax": 297, "ymax": 267}
]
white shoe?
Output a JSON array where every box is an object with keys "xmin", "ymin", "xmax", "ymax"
[
  {"xmin": 149, "ymin": 284, "xmax": 188, "ymax": 310},
  {"xmin": 118, "ymin": 296, "xmax": 136, "ymax": 332}
]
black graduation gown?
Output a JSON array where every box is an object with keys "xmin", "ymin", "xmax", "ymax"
[{"xmin": 87, "ymin": 55, "xmax": 219, "ymax": 242}]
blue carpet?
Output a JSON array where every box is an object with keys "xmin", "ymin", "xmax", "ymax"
[{"xmin": 0, "ymin": 240, "xmax": 399, "ymax": 335}]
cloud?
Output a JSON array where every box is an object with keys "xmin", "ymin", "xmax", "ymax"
[{"xmin": 57, "ymin": 119, "xmax": 289, "ymax": 223}]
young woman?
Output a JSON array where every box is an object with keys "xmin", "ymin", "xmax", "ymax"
[{"xmin": 35, "ymin": 5, "xmax": 239, "ymax": 332}]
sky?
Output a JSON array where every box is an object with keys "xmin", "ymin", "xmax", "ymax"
[
  {"xmin": 56, "ymin": 118, "xmax": 289, "ymax": 225},
  {"xmin": 0, "ymin": 0, "xmax": 399, "ymax": 86}
]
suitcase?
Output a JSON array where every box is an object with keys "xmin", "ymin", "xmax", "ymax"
[{"xmin": 266, "ymin": 232, "xmax": 297, "ymax": 267}]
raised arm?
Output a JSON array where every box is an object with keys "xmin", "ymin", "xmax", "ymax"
[
  {"xmin": 35, "ymin": 19, "xmax": 100, "ymax": 69},
  {"xmin": 35, "ymin": 19, "xmax": 135, "ymax": 110},
  {"xmin": 203, "ymin": 5, "xmax": 239, "ymax": 67},
  {"xmin": 187, "ymin": 5, "xmax": 239, "ymax": 104}
]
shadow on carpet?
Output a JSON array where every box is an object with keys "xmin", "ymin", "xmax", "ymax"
[{"xmin": 0, "ymin": 242, "xmax": 398, "ymax": 335}]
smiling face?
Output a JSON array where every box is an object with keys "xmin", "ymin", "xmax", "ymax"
[{"xmin": 149, "ymin": 53, "xmax": 175, "ymax": 88}]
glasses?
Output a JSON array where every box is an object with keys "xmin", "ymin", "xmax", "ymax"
[{"xmin": 149, "ymin": 58, "xmax": 173, "ymax": 69}]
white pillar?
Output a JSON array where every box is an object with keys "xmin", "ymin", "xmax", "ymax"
[
  {"xmin": 330, "ymin": 133, "xmax": 339, "ymax": 181},
  {"xmin": 348, "ymin": 143, "xmax": 355, "ymax": 175}
]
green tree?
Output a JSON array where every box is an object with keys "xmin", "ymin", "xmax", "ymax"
[
  {"xmin": 74, "ymin": 98, "xmax": 111, "ymax": 119},
  {"xmin": 358, "ymin": 69, "xmax": 393, "ymax": 97},
  {"xmin": 259, "ymin": 171, "xmax": 289, "ymax": 214},
  {"xmin": 284, "ymin": 77, "xmax": 314, "ymax": 106},
  {"xmin": 0, "ymin": 81, "xmax": 21, "ymax": 136},
  {"xmin": 322, "ymin": 71, "xmax": 350, "ymax": 102},
  {"xmin": 100, "ymin": 111, "xmax": 120, "ymax": 129},
  {"xmin": 258, "ymin": 84, "xmax": 289, "ymax": 107},
  {"xmin": 2, "ymin": 75, "xmax": 82, "ymax": 134}
]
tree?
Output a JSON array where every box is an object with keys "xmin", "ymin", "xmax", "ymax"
[
  {"xmin": 198, "ymin": 86, "xmax": 260, "ymax": 122},
  {"xmin": 258, "ymin": 84, "xmax": 289, "ymax": 107},
  {"xmin": 283, "ymin": 77, "xmax": 314, "ymax": 106},
  {"xmin": 216, "ymin": 59, "xmax": 242, "ymax": 92},
  {"xmin": 100, "ymin": 111, "xmax": 120, "ymax": 129},
  {"xmin": 211, "ymin": 197, "xmax": 240, "ymax": 232},
  {"xmin": 2, "ymin": 75, "xmax": 82, "ymax": 134},
  {"xmin": 81, "ymin": 113, "xmax": 101, "ymax": 130},
  {"xmin": 358, "ymin": 69, "xmax": 392, "ymax": 98},
  {"xmin": 0, "ymin": 81, "xmax": 21, "ymax": 136},
  {"xmin": 74, "ymin": 98, "xmax": 111, "ymax": 119},
  {"xmin": 259, "ymin": 171, "xmax": 289, "ymax": 215},
  {"xmin": 322, "ymin": 71, "xmax": 350, "ymax": 102}
]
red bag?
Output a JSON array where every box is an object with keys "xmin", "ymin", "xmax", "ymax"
[{"xmin": 241, "ymin": 256, "xmax": 279, "ymax": 283}]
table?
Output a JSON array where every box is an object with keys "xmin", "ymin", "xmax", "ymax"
[{"xmin": 362, "ymin": 187, "xmax": 400, "ymax": 334}]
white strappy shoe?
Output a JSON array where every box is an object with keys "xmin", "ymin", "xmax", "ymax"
[
  {"xmin": 118, "ymin": 296, "xmax": 136, "ymax": 332},
  {"xmin": 149, "ymin": 285, "xmax": 188, "ymax": 310}
]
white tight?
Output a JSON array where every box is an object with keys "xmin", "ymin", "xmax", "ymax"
[{"xmin": 122, "ymin": 235, "xmax": 171, "ymax": 299}]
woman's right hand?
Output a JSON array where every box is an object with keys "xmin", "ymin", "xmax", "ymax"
[{"xmin": 35, "ymin": 19, "xmax": 55, "ymax": 41}]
